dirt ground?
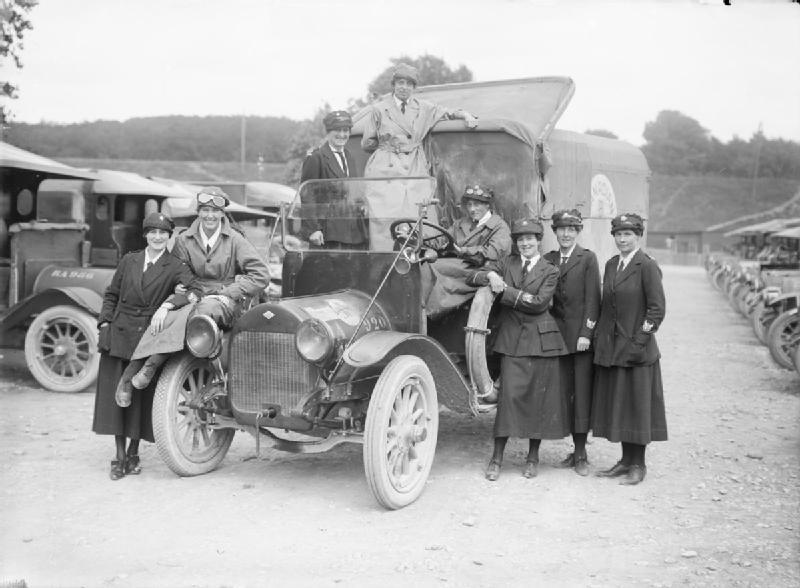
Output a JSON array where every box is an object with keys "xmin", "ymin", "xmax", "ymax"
[{"xmin": 1, "ymin": 265, "xmax": 798, "ymax": 588}]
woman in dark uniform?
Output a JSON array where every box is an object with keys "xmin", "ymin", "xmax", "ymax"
[
  {"xmin": 468, "ymin": 219, "xmax": 568, "ymax": 481},
  {"xmin": 592, "ymin": 213, "xmax": 667, "ymax": 485},
  {"xmin": 544, "ymin": 209, "xmax": 601, "ymax": 476},
  {"xmin": 92, "ymin": 212, "xmax": 199, "ymax": 480}
]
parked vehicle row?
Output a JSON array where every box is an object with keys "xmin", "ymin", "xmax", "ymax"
[{"xmin": 706, "ymin": 243, "xmax": 800, "ymax": 375}]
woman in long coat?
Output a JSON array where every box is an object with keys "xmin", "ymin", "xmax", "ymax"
[
  {"xmin": 360, "ymin": 63, "xmax": 477, "ymax": 248},
  {"xmin": 592, "ymin": 213, "xmax": 667, "ymax": 485},
  {"xmin": 468, "ymin": 219, "xmax": 568, "ymax": 481},
  {"xmin": 543, "ymin": 209, "xmax": 601, "ymax": 476},
  {"xmin": 92, "ymin": 212, "xmax": 199, "ymax": 480}
]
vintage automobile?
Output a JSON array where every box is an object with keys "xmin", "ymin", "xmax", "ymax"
[
  {"xmin": 0, "ymin": 144, "xmax": 278, "ymax": 394},
  {"xmin": 149, "ymin": 77, "xmax": 651, "ymax": 509},
  {"xmin": 0, "ymin": 167, "xmax": 196, "ymax": 392}
]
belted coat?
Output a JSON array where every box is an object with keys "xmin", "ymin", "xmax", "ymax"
[
  {"xmin": 469, "ymin": 255, "xmax": 566, "ymax": 357},
  {"xmin": 593, "ymin": 249, "xmax": 666, "ymax": 367},
  {"xmin": 97, "ymin": 250, "xmax": 199, "ymax": 360},
  {"xmin": 171, "ymin": 216, "xmax": 270, "ymax": 302},
  {"xmin": 543, "ymin": 245, "xmax": 601, "ymax": 352},
  {"xmin": 451, "ymin": 214, "xmax": 512, "ymax": 267},
  {"xmin": 361, "ymin": 95, "xmax": 450, "ymax": 177}
]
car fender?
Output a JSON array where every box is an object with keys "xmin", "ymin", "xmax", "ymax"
[
  {"xmin": 1, "ymin": 287, "xmax": 103, "ymax": 337},
  {"xmin": 766, "ymin": 293, "xmax": 799, "ymax": 311},
  {"xmin": 340, "ymin": 331, "xmax": 476, "ymax": 415}
]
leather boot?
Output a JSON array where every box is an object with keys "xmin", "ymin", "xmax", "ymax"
[
  {"xmin": 131, "ymin": 354, "xmax": 167, "ymax": 389},
  {"xmin": 596, "ymin": 460, "xmax": 630, "ymax": 478}
]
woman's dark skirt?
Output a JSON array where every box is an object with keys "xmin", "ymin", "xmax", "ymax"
[
  {"xmin": 92, "ymin": 353, "xmax": 155, "ymax": 443},
  {"xmin": 591, "ymin": 360, "xmax": 668, "ymax": 444},
  {"xmin": 558, "ymin": 350, "xmax": 594, "ymax": 433},
  {"xmin": 495, "ymin": 355, "xmax": 570, "ymax": 439}
]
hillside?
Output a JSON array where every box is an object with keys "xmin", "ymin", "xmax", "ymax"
[
  {"xmin": 647, "ymin": 174, "xmax": 800, "ymax": 232},
  {"xmin": 59, "ymin": 158, "xmax": 288, "ymax": 184}
]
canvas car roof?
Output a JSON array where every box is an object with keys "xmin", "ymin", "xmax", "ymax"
[
  {"xmin": 90, "ymin": 169, "xmax": 192, "ymax": 198},
  {"xmin": 351, "ymin": 77, "xmax": 575, "ymax": 149},
  {"xmin": 0, "ymin": 141, "xmax": 98, "ymax": 180},
  {"xmin": 153, "ymin": 178, "xmax": 277, "ymax": 220},
  {"xmin": 771, "ymin": 226, "xmax": 800, "ymax": 239},
  {"xmin": 724, "ymin": 218, "xmax": 800, "ymax": 237}
]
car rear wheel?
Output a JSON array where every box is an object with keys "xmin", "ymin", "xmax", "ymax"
[
  {"xmin": 153, "ymin": 352, "xmax": 234, "ymax": 476},
  {"xmin": 364, "ymin": 355, "xmax": 438, "ymax": 510},
  {"xmin": 766, "ymin": 309, "xmax": 800, "ymax": 370},
  {"xmin": 794, "ymin": 342, "xmax": 800, "ymax": 375},
  {"xmin": 24, "ymin": 305, "xmax": 99, "ymax": 393}
]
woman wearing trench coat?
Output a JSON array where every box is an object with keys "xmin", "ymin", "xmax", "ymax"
[
  {"xmin": 591, "ymin": 213, "xmax": 667, "ymax": 486},
  {"xmin": 92, "ymin": 212, "xmax": 199, "ymax": 480}
]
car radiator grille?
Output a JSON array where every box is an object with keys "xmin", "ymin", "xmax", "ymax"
[{"xmin": 229, "ymin": 331, "xmax": 317, "ymax": 414}]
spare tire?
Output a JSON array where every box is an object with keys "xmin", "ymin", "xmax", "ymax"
[{"xmin": 465, "ymin": 286, "xmax": 498, "ymax": 409}]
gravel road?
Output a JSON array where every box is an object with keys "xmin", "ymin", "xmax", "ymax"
[{"xmin": 1, "ymin": 265, "xmax": 798, "ymax": 588}]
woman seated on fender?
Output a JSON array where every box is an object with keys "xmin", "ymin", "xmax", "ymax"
[{"xmin": 467, "ymin": 219, "xmax": 569, "ymax": 481}]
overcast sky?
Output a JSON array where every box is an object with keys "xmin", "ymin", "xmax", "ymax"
[{"xmin": 3, "ymin": 0, "xmax": 799, "ymax": 145}]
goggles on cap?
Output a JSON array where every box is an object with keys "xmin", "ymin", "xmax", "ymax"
[
  {"xmin": 464, "ymin": 185, "xmax": 486, "ymax": 197},
  {"xmin": 197, "ymin": 192, "xmax": 228, "ymax": 208}
]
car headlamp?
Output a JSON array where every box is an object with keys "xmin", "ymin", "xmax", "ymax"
[
  {"xmin": 186, "ymin": 314, "xmax": 222, "ymax": 358},
  {"xmin": 763, "ymin": 287, "xmax": 781, "ymax": 306},
  {"xmin": 295, "ymin": 319, "xmax": 335, "ymax": 365}
]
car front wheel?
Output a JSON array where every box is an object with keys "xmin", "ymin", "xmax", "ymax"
[
  {"xmin": 153, "ymin": 352, "xmax": 235, "ymax": 476},
  {"xmin": 766, "ymin": 308, "xmax": 800, "ymax": 370},
  {"xmin": 363, "ymin": 355, "xmax": 439, "ymax": 510}
]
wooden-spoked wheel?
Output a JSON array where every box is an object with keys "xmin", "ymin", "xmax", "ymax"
[
  {"xmin": 153, "ymin": 352, "xmax": 235, "ymax": 476},
  {"xmin": 766, "ymin": 308, "xmax": 800, "ymax": 370},
  {"xmin": 363, "ymin": 355, "xmax": 439, "ymax": 510},
  {"xmin": 24, "ymin": 305, "xmax": 99, "ymax": 392}
]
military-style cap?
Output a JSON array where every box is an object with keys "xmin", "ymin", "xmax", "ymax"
[
  {"xmin": 610, "ymin": 213, "xmax": 645, "ymax": 235},
  {"xmin": 551, "ymin": 208, "xmax": 583, "ymax": 229},
  {"xmin": 142, "ymin": 212, "xmax": 174, "ymax": 234},
  {"xmin": 392, "ymin": 62, "xmax": 419, "ymax": 85},
  {"xmin": 323, "ymin": 110, "xmax": 352, "ymax": 132},
  {"xmin": 461, "ymin": 184, "xmax": 494, "ymax": 204},
  {"xmin": 511, "ymin": 218, "xmax": 544, "ymax": 238},
  {"xmin": 196, "ymin": 186, "xmax": 230, "ymax": 209}
]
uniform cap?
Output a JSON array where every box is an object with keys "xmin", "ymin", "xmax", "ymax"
[
  {"xmin": 392, "ymin": 63, "xmax": 419, "ymax": 85},
  {"xmin": 610, "ymin": 213, "xmax": 645, "ymax": 235},
  {"xmin": 142, "ymin": 212, "xmax": 174, "ymax": 234},
  {"xmin": 511, "ymin": 218, "xmax": 544, "ymax": 238},
  {"xmin": 323, "ymin": 110, "xmax": 352, "ymax": 132},
  {"xmin": 551, "ymin": 208, "xmax": 583, "ymax": 229},
  {"xmin": 196, "ymin": 186, "xmax": 230, "ymax": 209},
  {"xmin": 461, "ymin": 184, "xmax": 494, "ymax": 204}
]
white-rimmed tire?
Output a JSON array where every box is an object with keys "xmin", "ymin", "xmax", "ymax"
[
  {"xmin": 364, "ymin": 355, "xmax": 439, "ymax": 510},
  {"xmin": 766, "ymin": 309, "xmax": 800, "ymax": 370},
  {"xmin": 24, "ymin": 305, "xmax": 99, "ymax": 392},
  {"xmin": 153, "ymin": 352, "xmax": 235, "ymax": 476}
]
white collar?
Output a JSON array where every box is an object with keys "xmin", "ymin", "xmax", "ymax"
[
  {"xmin": 394, "ymin": 95, "xmax": 411, "ymax": 110},
  {"xmin": 559, "ymin": 244, "xmax": 577, "ymax": 259},
  {"xmin": 475, "ymin": 210, "xmax": 492, "ymax": 228},
  {"xmin": 522, "ymin": 254, "xmax": 540, "ymax": 267},
  {"xmin": 200, "ymin": 223, "xmax": 222, "ymax": 250},
  {"xmin": 328, "ymin": 141, "xmax": 345, "ymax": 155},
  {"xmin": 619, "ymin": 248, "xmax": 639, "ymax": 267},
  {"xmin": 144, "ymin": 248, "xmax": 165, "ymax": 267}
]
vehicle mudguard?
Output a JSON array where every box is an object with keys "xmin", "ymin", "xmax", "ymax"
[
  {"xmin": 767, "ymin": 293, "xmax": 799, "ymax": 311},
  {"xmin": 340, "ymin": 330, "xmax": 477, "ymax": 415},
  {"xmin": 0, "ymin": 286, "xmax": 103, "ymax": 336}
]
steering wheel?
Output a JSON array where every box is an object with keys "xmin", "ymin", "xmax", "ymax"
[{"xmin": 389, "ymin": 219, "xmax": 455, "ymax": 253}]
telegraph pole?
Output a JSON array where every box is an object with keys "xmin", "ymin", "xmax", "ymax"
[
  {"xmin": 751, "ymin": 122, "xmax": 763, "ymax": 202},
  {"xmin": 240, "ymin": 114, "xmax": 247, "ymax": 180}
]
